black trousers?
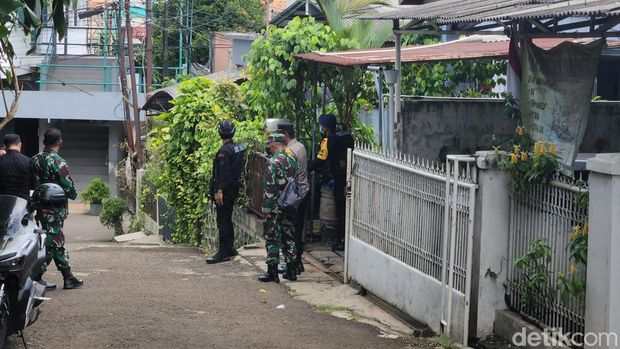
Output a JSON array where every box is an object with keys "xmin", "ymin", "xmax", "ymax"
[
  {"xmin": 294, "ymin": 193, "xmax": 310, "ymax": 260},
  {"xmin": 216, "ymin": 187, "xmax": 239, "ymax": 254}
]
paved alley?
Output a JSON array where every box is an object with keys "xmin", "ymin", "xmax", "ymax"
[{"xmin": 6, "ymin": 209, "xmax": 418, "ymax": 349}]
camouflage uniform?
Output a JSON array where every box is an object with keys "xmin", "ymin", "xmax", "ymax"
[
  {"xmin": 262, "ymin": 149, "xmax": 298, "ymax": 267},
  {"xmin": 31, "ymin": 149, "xmax": 77, "ymax": 273}
]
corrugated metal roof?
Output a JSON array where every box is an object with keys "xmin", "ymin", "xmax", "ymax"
[
  {"xmin": 295, "ymin": 35, "xmax": 620, "ymax": 66},
  {"xmin": 364, "ymin": 0, "xmax": 620, "ymax": 23}
]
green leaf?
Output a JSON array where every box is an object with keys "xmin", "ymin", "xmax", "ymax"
[{"xmin": 0, "ymin": 0, "xmax": 23, "ymax": 15}]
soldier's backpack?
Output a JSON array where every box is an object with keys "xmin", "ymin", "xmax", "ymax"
[{"xmin": 277, "ymin": 175, "xmax": 303, "ymax": 216}]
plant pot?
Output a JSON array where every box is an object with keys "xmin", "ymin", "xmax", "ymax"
[{"xmin": 89, "ymin": 203, "xmax": 103, "ymax": 216}]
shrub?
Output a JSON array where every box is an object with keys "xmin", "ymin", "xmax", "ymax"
[
  {"xmin": 100, "ymin": 197, "xmax": 126, "ymax": 236},
  {"xmin": 81, "ymin": 178, "xmax": 111, "ymax": 204}
]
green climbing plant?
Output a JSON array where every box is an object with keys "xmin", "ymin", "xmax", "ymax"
[{"xmin": 146, "ymin": 77, "xmax": 263, "ymax": 246}]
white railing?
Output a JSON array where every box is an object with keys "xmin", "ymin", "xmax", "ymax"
[
  {"xmin": 345, "ymin": 145, "xmax": 477, "ymax": 344},
  {"xmin": 506, "ymin": 177, "xmax": 588, "ymax": 335}
]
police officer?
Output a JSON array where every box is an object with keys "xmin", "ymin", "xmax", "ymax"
[
  {"xmin": 0, "ymin": 134, "xmax": 33, "ymax": 201},
  {"xmin": 258, "ymin": 133, "xmax": 298, "ymax": 283},
  {"xmin": 31, "ymin": 128, "xmax": 84, "ymax": 290},
  {"xmin": 309, "ymin": 114, "xmax": 354, "ymax": 252},
  {"xmin": 206, "ymin": 121, "xmax": 246, "ymax": 264}
]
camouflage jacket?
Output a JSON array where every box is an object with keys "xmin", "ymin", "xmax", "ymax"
[
  {"xmin": 31, "ymin": 149, "xmax": 77, "ymax": 200},
  {"xmin": 262, "ymin": 150, "xmax": 297, "ymax": 214}
]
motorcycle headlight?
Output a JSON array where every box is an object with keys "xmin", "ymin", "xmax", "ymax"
[{"xmin": 0, "ymin": 256, "xmax": 25, "ymax": 270}]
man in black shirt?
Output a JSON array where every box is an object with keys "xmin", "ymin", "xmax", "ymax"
[
  {"xmin": 308, "ymin": 114, "xmax": 354, "ymax": 252},
  {"xmin": 206, "ymin": 121, "xmax": 245, "ymax": 264},
  {"xmin": 0, "ymin": 134, "xmax": 33, "ymax": 200}
]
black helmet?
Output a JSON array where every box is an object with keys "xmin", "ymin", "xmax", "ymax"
[
  {"xmin": 32, "ymin": 183, "xmax": 67, "ymax": 207},
  {"xmin": 218, "ymin": 120, "xmax": 235, "ymax": 139}
]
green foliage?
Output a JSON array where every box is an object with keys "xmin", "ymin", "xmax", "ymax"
[
  {"xmin": 129, "ymin": 213, "xmax": 144, "ymax": 233},
  {"xmin": 152, "ymin": 0, "xmax": 265, "ymax": 81},
  {"xmin": 147, "ymin": 77, "xmax": 263, "ymax": 245},
  {"xmin": 492, "ymin": 128, "xmax": 559, "ymax": 192},
  {"xmin": 401, "ymin": 60, "xmax": 507, "ymax": 97},
  {"xmin": 80, "ymin": 178, "xmax": 111, "ymax": 204},
  {"xmin": 558, "ymin": 182, "xmax": 589, "ymax": 303},
  {"xmin": 100, "ymin": 197, "xmax": 126, "ymax": 236},
  {"xmin": 514, "ymin": 239, "xmax": 554, "ymax": 313},
  {"xmin": 243, "ymin": 17, "xmax": 336, "ymax": 125}
]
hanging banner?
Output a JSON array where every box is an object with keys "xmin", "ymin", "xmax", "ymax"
[{"xmin": 520, "ymin": 39, "xmax": 603, "ymax": 172}]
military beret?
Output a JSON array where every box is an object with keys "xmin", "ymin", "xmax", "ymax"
[{"xmin": 266, "ymin": 133, "xmax": 285, "ymax": 144}]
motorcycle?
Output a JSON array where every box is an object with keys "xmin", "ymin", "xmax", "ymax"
[{"xmin": 0, "ymin": 195, "xmax": 47, "ymax": 348}]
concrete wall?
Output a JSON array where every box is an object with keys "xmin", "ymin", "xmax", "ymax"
[
  {"xmin": 398, "ymin": 97, "xmax": 620, "ymax": 161},
  {"xmin": 348, "ymin": 237, "xmax": 467, "ymax": 344},
  {"xmin": 211, "ymin": 33, "xmax": 233, "ymax": 74}
]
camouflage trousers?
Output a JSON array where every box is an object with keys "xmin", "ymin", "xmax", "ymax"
[
  {"xmin": 37, "ymin": 210, "xmax": 71, "ymax": 272},
  {"xmin": 263, "ymin": 213, "xmax": 297, "ymax": 266}
]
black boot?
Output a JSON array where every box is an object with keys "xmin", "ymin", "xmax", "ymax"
[
  {"xmin": 61, "ymin": 269, "xmax": 83, "ymax": 290},
  {"xmin": 258, "ymin": 264, "xmax": 280, "ymax": 283},
  {"xmin": 227, "ymin": 248, "xmax": 238, "ymax": 257},
  {"xmin": 297, "ymin": 260, "xmax": 305, "ymax": 275},
  {"xmin": 206, "ymin": 250, "xmax": 231, "ymax": 264},
  {"xmin": 40, "ymin": 279, "xmax": 57, "ymax": 291},
  {"xmin": 282, "ymin": 263, "xmax": 297, "ymax": 281}
]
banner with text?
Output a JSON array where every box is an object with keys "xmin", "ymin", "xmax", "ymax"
[{"xmin": 520, "ymin": 39, "xmax": 603, "ymax": 172}]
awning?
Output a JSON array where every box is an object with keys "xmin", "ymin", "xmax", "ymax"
[
  {"xmin": 295, "ymin": 35, "xmax": 620, "ymax": 66},
  {"xmin": 363, "ymin": 0, "xmax": 620, "ymax": 23}
]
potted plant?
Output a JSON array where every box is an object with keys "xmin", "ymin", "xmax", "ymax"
[
  {"xmin": 80, "ymin": 178, "xmax": 111, "ymax": 216},
  {"xmin": 100, "ymin": 197, "xmax": 126, "ymax": 236}
]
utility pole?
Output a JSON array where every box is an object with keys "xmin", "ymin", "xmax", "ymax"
[
  {"xmin": 125, "ymin": 0, "xmax": 143, "ymax": 166},
  {"xmin": 145, "ymin": 0, "xmax": 153, "ymax": 90},
  {"xmin": 114, "ymin": 2, "xmax": 135, "ymax": 153},
  {"xmin": 185, "ymin": 0, "xmax": 193, "ymax": 74},
  {"xmin": 265, "ymin": 0, "xmax": 272, "ymax": 38},
  {"xmin": 162, "ymin": 0, "xmax": 169, "ymax": 78}
]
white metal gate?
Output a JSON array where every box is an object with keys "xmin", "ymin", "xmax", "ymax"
[{"xmin": 344, "ymin": 147, "xmax": 477, "ymax": 344}]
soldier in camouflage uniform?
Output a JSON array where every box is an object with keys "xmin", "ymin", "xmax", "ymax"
[
  {"xmin": 258, "ymin": 133, "xmax": 299, "ymax": 283},
  {"xmin": 31, "ymin": 128, "xmax": 84, "ymax": 290}
]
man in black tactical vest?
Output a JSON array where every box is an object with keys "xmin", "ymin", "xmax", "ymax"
[{"xmin": 207, "ymin": 121, "xmax": 246, "ymax": 264}]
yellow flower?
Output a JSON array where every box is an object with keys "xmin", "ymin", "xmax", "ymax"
[
  {"xmin": 534, "ymin": 142, "xmax": 541, "ymax": 155},
  {"xmin": 512, "ymin": 144, "xmax": 520, "ymax": 154},
  {"xmin": 558, "ymin": 272, "xmax": 565, "ymax": 278},
  {"xmin": 549, "ymin": 143, "xmax": 556, "ymax": 156},
  {"xmin": 570, "ymin": 264, "xmax": 577, "ymax": 274},
  {"xmin": 583, "ymin": 221, "xmax": 589, "ymax": 235},
  {"xmin": 516, "ymin": 126, "xmax": 525, "ymax": 136},
  {"xmin": 510, "ymin": 153, "xmax": 518, "ymax": 164},
  {"xmin": 520, "ymin": 151, "xmax": 528, "ymax": 161},
  {"xmin": 493, "ymin": 146, "xmax": 500, "ymax": 156},
  {"xmin": 540, "ymin": 142, "xmax": 546, "ymax": 154}
]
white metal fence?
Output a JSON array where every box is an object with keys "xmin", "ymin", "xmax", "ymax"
[
  {"xmin": 506, "ymin": 177, "xmax": 588, "ymax": 335},
  {"xmin": 345, "ymin": 146, "xmax": 477, "ymax": 344}
]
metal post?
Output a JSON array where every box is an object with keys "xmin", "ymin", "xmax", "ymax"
[
  {"xmin": 440, "ymin": 158, "xmax": 451, "ymax": 334},
  {"xmin": 394, "ymin": 20, "xmax": 402, "ymax": 153},
  {"xmin": 387, "ymin": 83, "xmax": 395, "ymax": 154},
  {"xmin": 377, "ymin": 70, "xmax": 384, "ymax": 148},
  {"xmin": 145, "ymin": 0, "xmax": 153, "ymax": 90},
  {"xmin": 103, "ymin": 2, "xmax": 108, "ymax": 92},
  {"xmin": 446, "ymin": 158, "xmax": 460, "ymax": 336},
  {"xmin": 162, "ymin": 0, "xmax": 169, "ymax": 78},
  {"xmin": 125, "ymin": 0, "xmax": 143, "ymax": 166},
  {"xmin": 115, "ymin": 2, "xmax": 135, "ymax": 153},
  {"xmin": 344, "ymin": 148, "xmax": 354, "ymax": 283}
]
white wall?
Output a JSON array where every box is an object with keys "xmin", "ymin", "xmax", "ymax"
[{"xmin": 348, "ymin": 237, "xmax": 467, "ymax": 343}]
